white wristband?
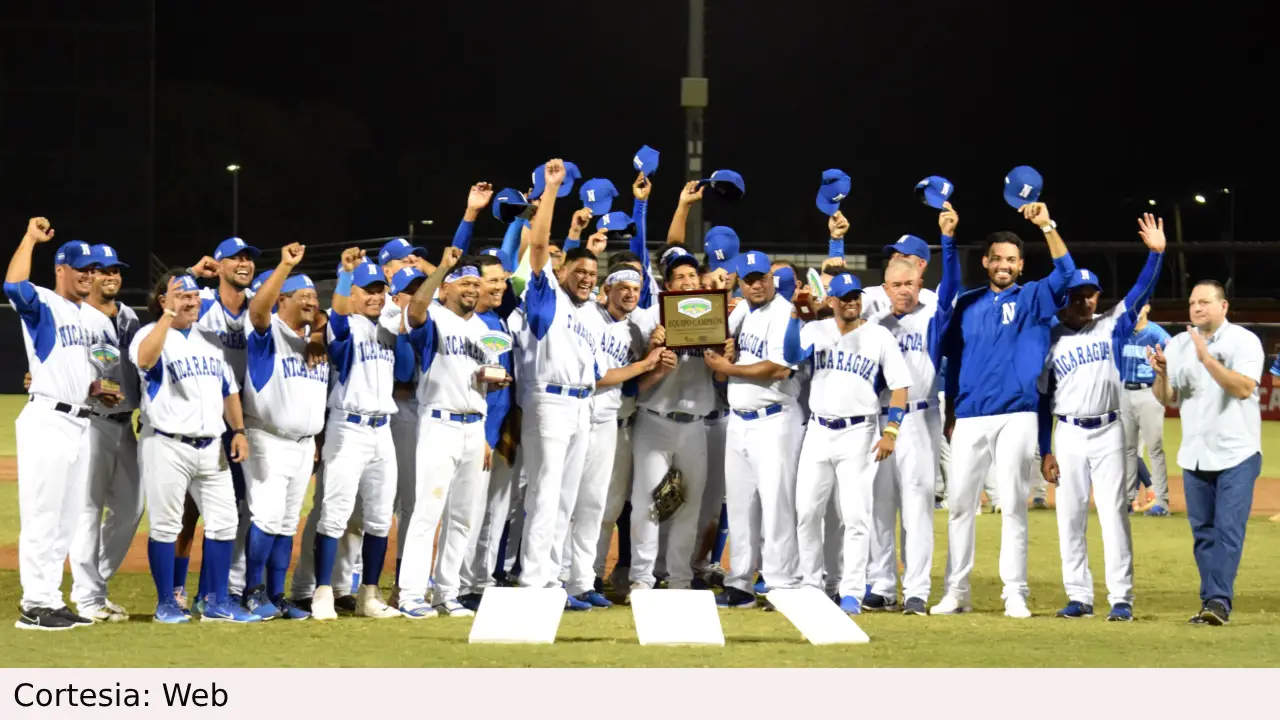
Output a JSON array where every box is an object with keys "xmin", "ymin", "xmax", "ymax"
[{"xmin": 1041, "ymin": 220, "xmax": 1058, "ymax": 234}]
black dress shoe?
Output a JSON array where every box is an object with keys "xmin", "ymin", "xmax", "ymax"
[{"xmin": 53, "ymin": 606, "xmax": 95, "ymax": 627}]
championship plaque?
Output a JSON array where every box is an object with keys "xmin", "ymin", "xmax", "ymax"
[
  {"xmin": 88, "ymin": 342, "xmax": 122, "ymax": 397},
  {"xmin": 658, "ymin": 290, "xmax": 729, "ymax": 350}
]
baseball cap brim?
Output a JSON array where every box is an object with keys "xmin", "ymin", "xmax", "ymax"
[
  {"xmin": 816, "ymin": 191, "xmax": 841, "ymax": 216},
  {"xmin": 1004, "ymin": 186, "xmax": 1041, "ymax": 210}
]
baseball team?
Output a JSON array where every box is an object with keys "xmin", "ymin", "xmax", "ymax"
[{"xmin": 6, "ymin": 153, "xmax": 1269, "ymax": 632}]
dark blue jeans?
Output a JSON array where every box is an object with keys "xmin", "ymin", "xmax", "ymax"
[{"xmin": 1183, "ymin": 452, "xmax": 1262, "ymax": 611}]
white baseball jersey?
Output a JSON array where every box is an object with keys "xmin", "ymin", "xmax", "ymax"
[
  {"xmin": 509, "ymin": 264, "xmax": 597, "ymax": 406},
  {"xmin": 1040, "ymin": 301, "xmax": 1129, "ymax": 417},
  {"xmin": 860, "ymin": 285, "xmax": 938, "ymax": 320},
  {"xmin": 582, "ymin": 304, "xmax": 641, "ymax": 423},
  {"xmin": 242, "ymin": 314, "xmax": 329, "ymax": 438},
  {"xmin": 326, "ymin": 310, "xmax": 398, "ymax": 416},
  {"xmin": 7, "ymin": 283, "xmax": 93, "ymax": 404},
  {"xmin": 198, "ymin": 288, "xmax": 254, "ymax": 381},
  {"xmin": 791, "ymin": 318, "xmax": 911, "ymax": 417},
  {"xmin": 81, "ymin": 301, "xmax": 142, "ymax": 414},
  {"xmin": 411, "ymin": 303, "xmax": 496, "ymax": 413},
  {"xmin": 726, "ymin": 294, "xmax": 800, "ymax": 411},
  {"xmin": 871, "ymin": 300, "xmax": 941, "ymax": 404},
  {"xmin": 129, "ymin": 323, "xmax": 239, "ymax": 436},
  {"xmin": 631, "ymin": 304, "xmax": 717, "ymax": 416}
]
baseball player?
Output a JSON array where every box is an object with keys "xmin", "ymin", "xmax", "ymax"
[
  {"xmin": 68, "ymin": 243, "xmax": 143, "ymax": 623},
  {"xmin": 865, "ymin": 205, "xmax": 962, "ymax": 616},
  {"xmin": 130, "ymin": 272, "xmax": 257, "ymax": 623},
  {"xmin": 934, "ymin": 201, "xmax": 1076, "ymax": 618},
  {"xmin": 784, "ymin": 272, "xmax": 912, "ymax": 614},
  {"xmin": 854, "ymin": 219, "xmax": 940, "ymax": 318},
  {"xmin": 1118, "ymin": 301, "xmax": 1172, "ymax": 515},
  {"xmin": 1038, "ymin": 215, "xmax": 1165, "ymax": 621},
  {"xmin": 507, "ymin": 159, "xmax": 600, "ymax": 598},
  {"xmin": 307, "ymin": 258, "xmax": 402, "ymax": 620},
  {"xmin": 5, "ymin": 220, "xmax": 102, "ymax": 630},
  {"xmin": 397, "ymin": 248, "xmax": 506, "ymax": 617},
  {"xmin": 702, "ymin": 250, "xmax": 803, "ymax": 608},
  {"xmin": 239, "ymin": 243, "xmax": 328, "ymax": 621}
]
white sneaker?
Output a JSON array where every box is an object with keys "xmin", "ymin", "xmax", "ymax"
[
  {"xmin": 432, "ymin": 599, "xmax": 475, "ymax": 617},
  {"xmin": 930, "ymin": 594, "xmax": 971, "ymax": 615},
  {"xmin": 398, "ymin": 599, "xmax": 439, "ymax": 620},
  {"xmin": 312, "ymin": 585, "xmax": 338, "ymax": 621},
  {"xmin": 354, "ymin": 585, "xmax": 399, "ymax": 619},
  {"xmin": 103, "ymin": 599, "xmax": 129, "ymax": 619},
  {"xmin": 1004, "ymin": 596, "xmax": 1032, "ymax": 619},
  {"xmin": 77, "ymin": 605, "xmax": 118, "ymax": 623}
]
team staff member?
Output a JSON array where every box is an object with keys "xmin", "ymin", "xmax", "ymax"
[
  {"xmin": 1118, "ymin": 302, "xmax": 1172, "ymax": 515},
  {"xmin": 130, "ymin": 272, "xmax": 256, "ymax": 624},
  {"xmin": 5, "ymin": 220, "xmax": 102, "ymax": 631},
  {"xmin": 69, "ymin": 244, "xmax": 143, "ymax": 623},
  {"xmin": 935, "ymin": 201, "xmax": 1075, "ymax": 618},
  {"xmin": 239, "ymin": 244, "xmax": 328, "ymax": 621},
  {"xmin": 1149, "ymin": 280, "xmax": 1264, "ymax": 626}
]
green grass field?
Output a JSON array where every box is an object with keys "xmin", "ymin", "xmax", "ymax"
[{"xmin": 3, "ymin": 394, "xmax": 1279, "ymax": 667}]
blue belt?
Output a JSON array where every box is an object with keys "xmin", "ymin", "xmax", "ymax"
[
  {"xmin": 1056, "ymin": 411, "xmax": 1118, "ymax": 430},
  {"xmin": 645, "ymin": 408, "xmax": 700, "ymax": 424},
  {"xmin": 155, "ymin": 430, "xmax": 216, "ymax": 450},
  {"xmin": 880, "ymin": 400, "xmax": 931, "ymax": 415},
  {"xmin": 430, "ymin": 409, "xmax": 484, "ymax": 424},
  {"xmin": 345, "ymin": 413, "xmax": 389, "ymax": 428},
  {"xmin": 732, "ymin": 403, "xmax": 784, "ymax": 421},
  {"xmin": 813, "ymin": 414, "xmax": 871, "ymax": 430},
  {"xmin": 544, "ymin": 384, "xmax": 591, "ymax": 399}
]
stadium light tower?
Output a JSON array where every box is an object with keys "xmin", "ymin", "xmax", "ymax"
[
  {"xmin": 683, "ymin": 0, "xmax": 708, "ymax": 251},
  {"xmin": 227, "ymin": 164, "xmax": 242, "ymax": 237}
]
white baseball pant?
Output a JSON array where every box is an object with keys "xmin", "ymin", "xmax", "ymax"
[
  {"xmin": 291, "ymin": 470, "xmax": 361, "ymax": 601},
  {"xmin": 868, "ymin": 409, "xmax": 940, "ymax": 603},
  {"xmin": 391, "ymin": 396, "xmax": 419, "ymax": 564},
  {"xmin": 139, "ymin": 428, "xmax": 238, "ymax": 544},
  {"xmin": 70, "ymin": 415, "xmax": 143, "ymax": 610},
  {"xmin": 1053, "ymin": 418, "xmax": 1134, "ymax": 607},
  {"xmin": 433, "ymin": 428, "xmax": 492, "ymax": 604},
  {"xmin": 796, "ymin": 419, "xmax": 879, "ymax": 598},
  {"xmin": 822, "ymin": 496, "xmax": 843, "ymax": 594},
  {"xmin": 593, "ymin": 419, "xmax": 633, "ymax": 579},
  {"xmin": 399, "ymin": 411, "xmax": 487, "ymax": 604},
  {"xmin": 242, "ymin": 429, "xmax": 313, "ymax": 536},
  {"xmin": 317, "ymin": 415, "xmax": 396, "ymax": 539},
  {"xmin": 692, "ymin": 413, "xmax": 728, "ymax": 573},
  {"xmin": 518, "ymin": 393, "xmax": 591, "ymax": 589},
  {"xmin": 461, "ymin": 445, "xmax": 520, "ymax": 595},
  {"xmin": 554, "ymin": 418, "xmax": 618, "ymax": 595},
  {"xmin": 944, "ymin": 412, "xmax": 1037, "ymax": 602},
  {"xmin": 1121, "ymin": 386, "xmax": 1168, "ymax": 507},
  {"xmin": 724, "ymin": 405, "xmax": 801, "ymax": 594},
  {"xmin": 629, "ymin": 412, "xmax": 709, "ymax": 589},
  {"xmin": 15, "ymin": 403, "xmax": 91, "ymax": 610}
]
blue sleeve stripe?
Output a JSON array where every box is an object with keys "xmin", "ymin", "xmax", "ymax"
[
  {"xmin": 3, "ymin": 281, "xmax": 39, "ymax": 314},
  {"xmin": 246, "ymin": 328, "xmax": 276, "ymax": 392},
  {"xmin": 525, "ymin": 272, "xmax": 557, "ymax": 340},
  {"xmin": 145, "ymin": 362, "xmax": 164, "ymax": 401},
  {"xmin": 394, "ymin": 334, "xmax": 416, "ymax": 383},
  {"xmin": 411, "ymin": 319, "xmax": 438, "ymax": 373},
  {"xmin": 198, "ymin": 297, "xmax": 216, "ymax": 321}
]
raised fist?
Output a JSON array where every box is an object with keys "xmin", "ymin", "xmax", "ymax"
[
  {"xmin": 543, "ymin": 159, "xmax": 567, "ymax": 188},
  {"xmin": 633, "ymin": 173, "xmax": 651, "ymax": 201},
  {"xmin": 828, "ymin": 211, "xmax": 849, "ymax": 240},
  {"xmin": 440, "ymin": 245, "xmax": 463, "ymax": 271},
  {"xmin": 467, "ymin": 183, "xmax": 494, "ymax": 211},
  {"xmin": 1019, "ymin": 202, "xmax": 1052, "ymax": 228},
  {"xmin": 280, "ymin": 242, "xmax": 306, "ymax": 268},
  {"xmin": 939, "ymin": 202, "xmax": 959, "ymax": 236},
  {"xmin": 25, "ymin": 218, "xmax": 54, "ymax": 243},
  {"xmin": 340, "ymin": 247, "xmax": 366, "ymax": 273}
]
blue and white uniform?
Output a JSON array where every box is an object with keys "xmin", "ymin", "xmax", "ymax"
[{"xmin": 1118, "ymin": 319, "xmax": 1172, "ymax": 508}]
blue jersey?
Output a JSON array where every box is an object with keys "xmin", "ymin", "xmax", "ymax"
[
  {"xmin": 943, "ymin": 254, "xmax": 1076, "ymax": 419},
  {"xmin": 1118, "ymin": 322, "xmax": 1171, "ymax": 384},
  {"xmin": 479, "ymin": 309, "xmax": 514, "ymax": 447}
]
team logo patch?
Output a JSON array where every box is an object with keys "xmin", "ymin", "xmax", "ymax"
[
  {"xmin": 479, "ymin": 332, "xmax": 513, "ymax": 355},
  {"xmin": 91, "ymin": 346, "xmax": 120, "ymax": 366},
  {"xmin": 677, "ymin": 298, "xmax": 712, "ymax": 319}
]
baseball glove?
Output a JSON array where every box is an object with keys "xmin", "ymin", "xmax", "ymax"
[{"xmin": 650, "ymin": 467, "xmax": 685, "ymax": 523}]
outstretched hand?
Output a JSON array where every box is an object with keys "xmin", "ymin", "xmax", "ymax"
[{"xmin": 1137, "ymin": 213, "xmax": 1166, "ymax": 253}]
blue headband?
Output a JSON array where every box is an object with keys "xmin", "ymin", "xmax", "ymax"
[{"xmin": 445, "ymin": 266, "xmax": 480, "ymax": 283}]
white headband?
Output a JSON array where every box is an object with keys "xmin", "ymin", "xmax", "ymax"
[{"xmin": 605, "ymin": 269, "xmax": 642, "ymax": 286}]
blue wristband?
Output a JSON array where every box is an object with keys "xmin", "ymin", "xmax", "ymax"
[
  {"xmin": 828, "ymin": 238, "xmax": 845, "ymax": 258},
  {"xmin": 335, "ymin": 270, "xmax": 354, "ymax": 297},
  {"xmin": 887, "ymin": 406, "xmax": 906, "ymax": 425}
]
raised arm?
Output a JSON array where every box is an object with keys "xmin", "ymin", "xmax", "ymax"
[
  {"xmin": 4, "ymin": 218, "xmax": 55, "ymax": 314},
  {"xmin": 665, "ymin": 181, "xmax": 703, "ymax": 246},
  {"xmin": 1021, "ymin": 202, "xmax": 1076, "ymax": 319},
  {"xmin": 497, "ymin": 220, "xmax": 522, "ymax": 274},
  {"xmin": 407, "ymin": 246, "xmax": 461, "ymax": 329},
  {"xmin": 827, "ymin": 211, "xmax": 849, "ymax": 259},
  {"xmin": 563, "ymin": 208, "xmax": 593, "ymax": 252},
  {"xmin": 250, "ymin": 242, "xmax": 305, "ymax": 332},
  {"xmin": 936, "ymin": 203, "xmax": 961, "ymax": 306},
  {"xmin": 135, "ymin": 277, "xmax": 184, "ymax": 371},
  {"xmin": 1121, "ymin": 214, "xmax": 1167, "ymax": 321},
  {"xmin": 330, "ymin": 247, "xmax": 367, "ymax": 316},
  {"xmin": 528, "ymin": 160, "xmax": 566, "ymax": 277},
  {"xmin": 452, "ymin": 183, "xmax": 493, "ymax": 252},
  {"xmin": 629, "ymin": 174, "xmax": 655, "ymax": 307},
  {"xmin": 782, "ymin": 315, "xmax": 814, "ymax": 365}
]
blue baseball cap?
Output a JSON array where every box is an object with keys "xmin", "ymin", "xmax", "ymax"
[
  {"xmin": 1068, "ymin": 268, "xmax": 1102, "ymax": 292},
  {"xmin": 390, "ymin": 266, "xmax": 426, "ymax": 296},
  {"xmin": 703, "ymin": 226, "xmax": 740, "ymax": 272},
  {"xmin": 54, "ymin": 241, "xmax": 97, "ymax": 269},
  {"xmin": 251, "ymin": 270, "xmax": 272, "ymax": 292},
  {"xmin": 734, "ymin": 250, "xmax": 771, "ymax": 278},
  {"xmin": 352, "ymin": 263, "xmax": 386, "ymax": 289},
  {"xmin": 529, "ymin": 161, "xmax": 582, "ymax": 200},
  {"xmin": 696, "ymin": 169, "xmax": 745, "ymax": 201},
  {"xmin": 828, "ymin": 272, "xmax": 863, "ymax": 300},
  {"xmin": 883, "ymin": 234, "xmax": 931, "ymax": 263},
  {"xmin": 379, "ymin": 238, "xmax": 427, "ymax": 265},
  {"xmin": 597, "ymin": 211, "xmax": 635, "ymax": 235},
  {"xmin": 773, "ymin": 266, "xmax": 797, "ymax": 299},
  {"xmin": 174, "ymin": 275, "xmax": 200, "ymax": 293},
  {"xmin": 579, "ymin": 179, "xmax": 618, "ymax": 216},
  {"xmin": 280, "ymin": 274, "xmax": 315, "ymax": 295},
  {"xmin": 660, "ymin": 246, "xmax": 699, "ymax": 275},
  {"xmin": 90, "ymin": 244, "xmax": 128, "ymax": 269},
  {"xmin": 492, "ymin": 188, "xmax": 533, "ymax": 224},
  {"xmin": 633, "ymin": 145, "xmax": 660, "ymax": 177},
  {"xmin": 915, "ymin": 176, "xmax": 954, "ymax": 209},
  {"xmin": 816, "ymin": 169, "xmax": 851, "ymax": 216},
  {"xmin": 1004, "ymin": 166, "xmax": 1043, "ymax": 209},
  {"xmin": 213, "ymin": 237, "xmax": 260, "ymax": 261}
]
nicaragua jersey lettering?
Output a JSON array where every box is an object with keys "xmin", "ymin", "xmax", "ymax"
[
  {"xmin": 4, "ymin": 282, "xmax": 94, "ymax": 405},
  {"xmin": 630, "ymin": 304, "xmax": 717, "ymax": 417},
  {"xmin": 1041, "ymin": 301, "xmax": 1129, "ymax": 417},
  {"xmin": 509, "ymin": 264, "xmax": 597, "ymax": 405},
  {"xmin": 129, "ymin": 323, "xmax": 238, "ymax": 437},
  {"xmin": 327, "ymin": 309, "xmax": 399, "ymax": 416},
  {"xmin": 726, "ymin": 294, "xmax": 800, "ymax": 411},
  {"xmin": 243, "ymin": 313, "xmax": 329, "ymax": 438},
  {"xmin": 411, "ymin": 303, "xmax": 497, "ymax": 414},
  {"xmin": 81, "ymin": 301, "xmax": 142, "ymax": 414},
  {"xmin": 582, "ymin": 303, "xmax": 641, "ymax": 423},
  {"xmin": 197, "ymin": 287, "xmax": 254, "ymax": 381},
  {"xmin": 784, "ymin": 318, "xmax": 911, "ymax": 417}
]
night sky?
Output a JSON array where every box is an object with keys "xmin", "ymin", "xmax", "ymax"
[{"xmin": 2, "ymin": 1, "xmax": 1271, "ymax": 296}]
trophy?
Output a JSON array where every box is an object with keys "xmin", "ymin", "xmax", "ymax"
[
  {"xmin": 658, "ymin": 290, "xmax": 730, "ymax": 350},
  {"xmin": 88, "ymin": 342, "xmax": 123, "ymax": 398}
]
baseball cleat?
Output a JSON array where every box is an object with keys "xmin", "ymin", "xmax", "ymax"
[
  {"xmin": 154, "ymin": 601, "xmax": 191, "ymax": 624},
  {"xmin": 202, "ymin": 598, "xmax": 261, "ymax": 623},
  {"xmin": 1055, "ymin": 601, "xmax": 1094, "ymax": 619},
  {"xmin": 608, "ymin": 565, "xmax": 629, "ymax": 594},
  {"xmin": 398, "ymin": 600, "xmax": 439, "ymax": 619},
  {"xmin": 861, "ymin": 592, "xmax": 899, "ymax": 612},
  {"xmin": 1107, "ymin": 603, "xmax": 1134, "ymax": 622},
  {"xmin": 458, "ymin": 593, "xmax": 483, "ymax": 613},
  {"xmin": 52, "ymin": 606, "xmax": 95, "ymax": 627},
  {"xmin": 434, "ymin": 599, "xmax": 476, "ymax": 617},
  {"xmin": 930, "ymin": 594, "xmax": 971, "ymax": 615},
  {"xmin": 354, "ymin": 586, "xmax": 399, "ymax": 619},
  {"xmin": 1199, "ymin": 599, "xmax": 1230, "ymax": 626},
  {"xmin": 564, "ymin": 594, "xmax": 592, "ymax": 612},
  {"xmin": 715, "ymin": 587, "xmax": 756, "ymax": 609},
  {"xmin": 994, "ymin": 504, "xmax": 1004, "ymax": 514},
  {"xmin": 622, "ymin": 581, "xmax": 648, "ymax": 605},
  {"xmin": 192, "ymin": 595, "xmax": 207, "ymax": 617},
  {"xmin": 311, "ymin": 586, "xmax": 338, "ymax": 621},
  {"xmin": 1031, "ymin": 498, "xmax": 1049, "ymax": 510},
  {"xmin": 274, "ymin": 596, "xmax": 312, "ymax": 620},
  {"xmin": 1144, "ymin": 505, "xmax": 1170, "ymax": 517},
  {"xmin": 334, "ymin": 594, "xmax": 358, "ymax": 615},
  {"xmin": 78, "ymin": 605, "xmax": 120, "ymax": 624},
  {"xmin": 244, "ymin": 585, "xmax": 281, "ymax": 621},
  {"xmin": 1004, "ymin": 596, "xmax": 1032, "ymax": 619},
  {"xmin": 753, "ymin": 574, "xmax": 769, "ymax": 595},
  {"xmin": 15, "ymin": 607, "xmax": 78, "ymax": 631},
  {"xmin": 576, "ymin": 591, "xmax": 613, "ymax": 608},
  {"xmin": 902, "ymin": 597, "xmax": 928, "ymax": 616},
  {"xmin": 838, "ymin": 596, "xmax": 862, "ymax": 615}
]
